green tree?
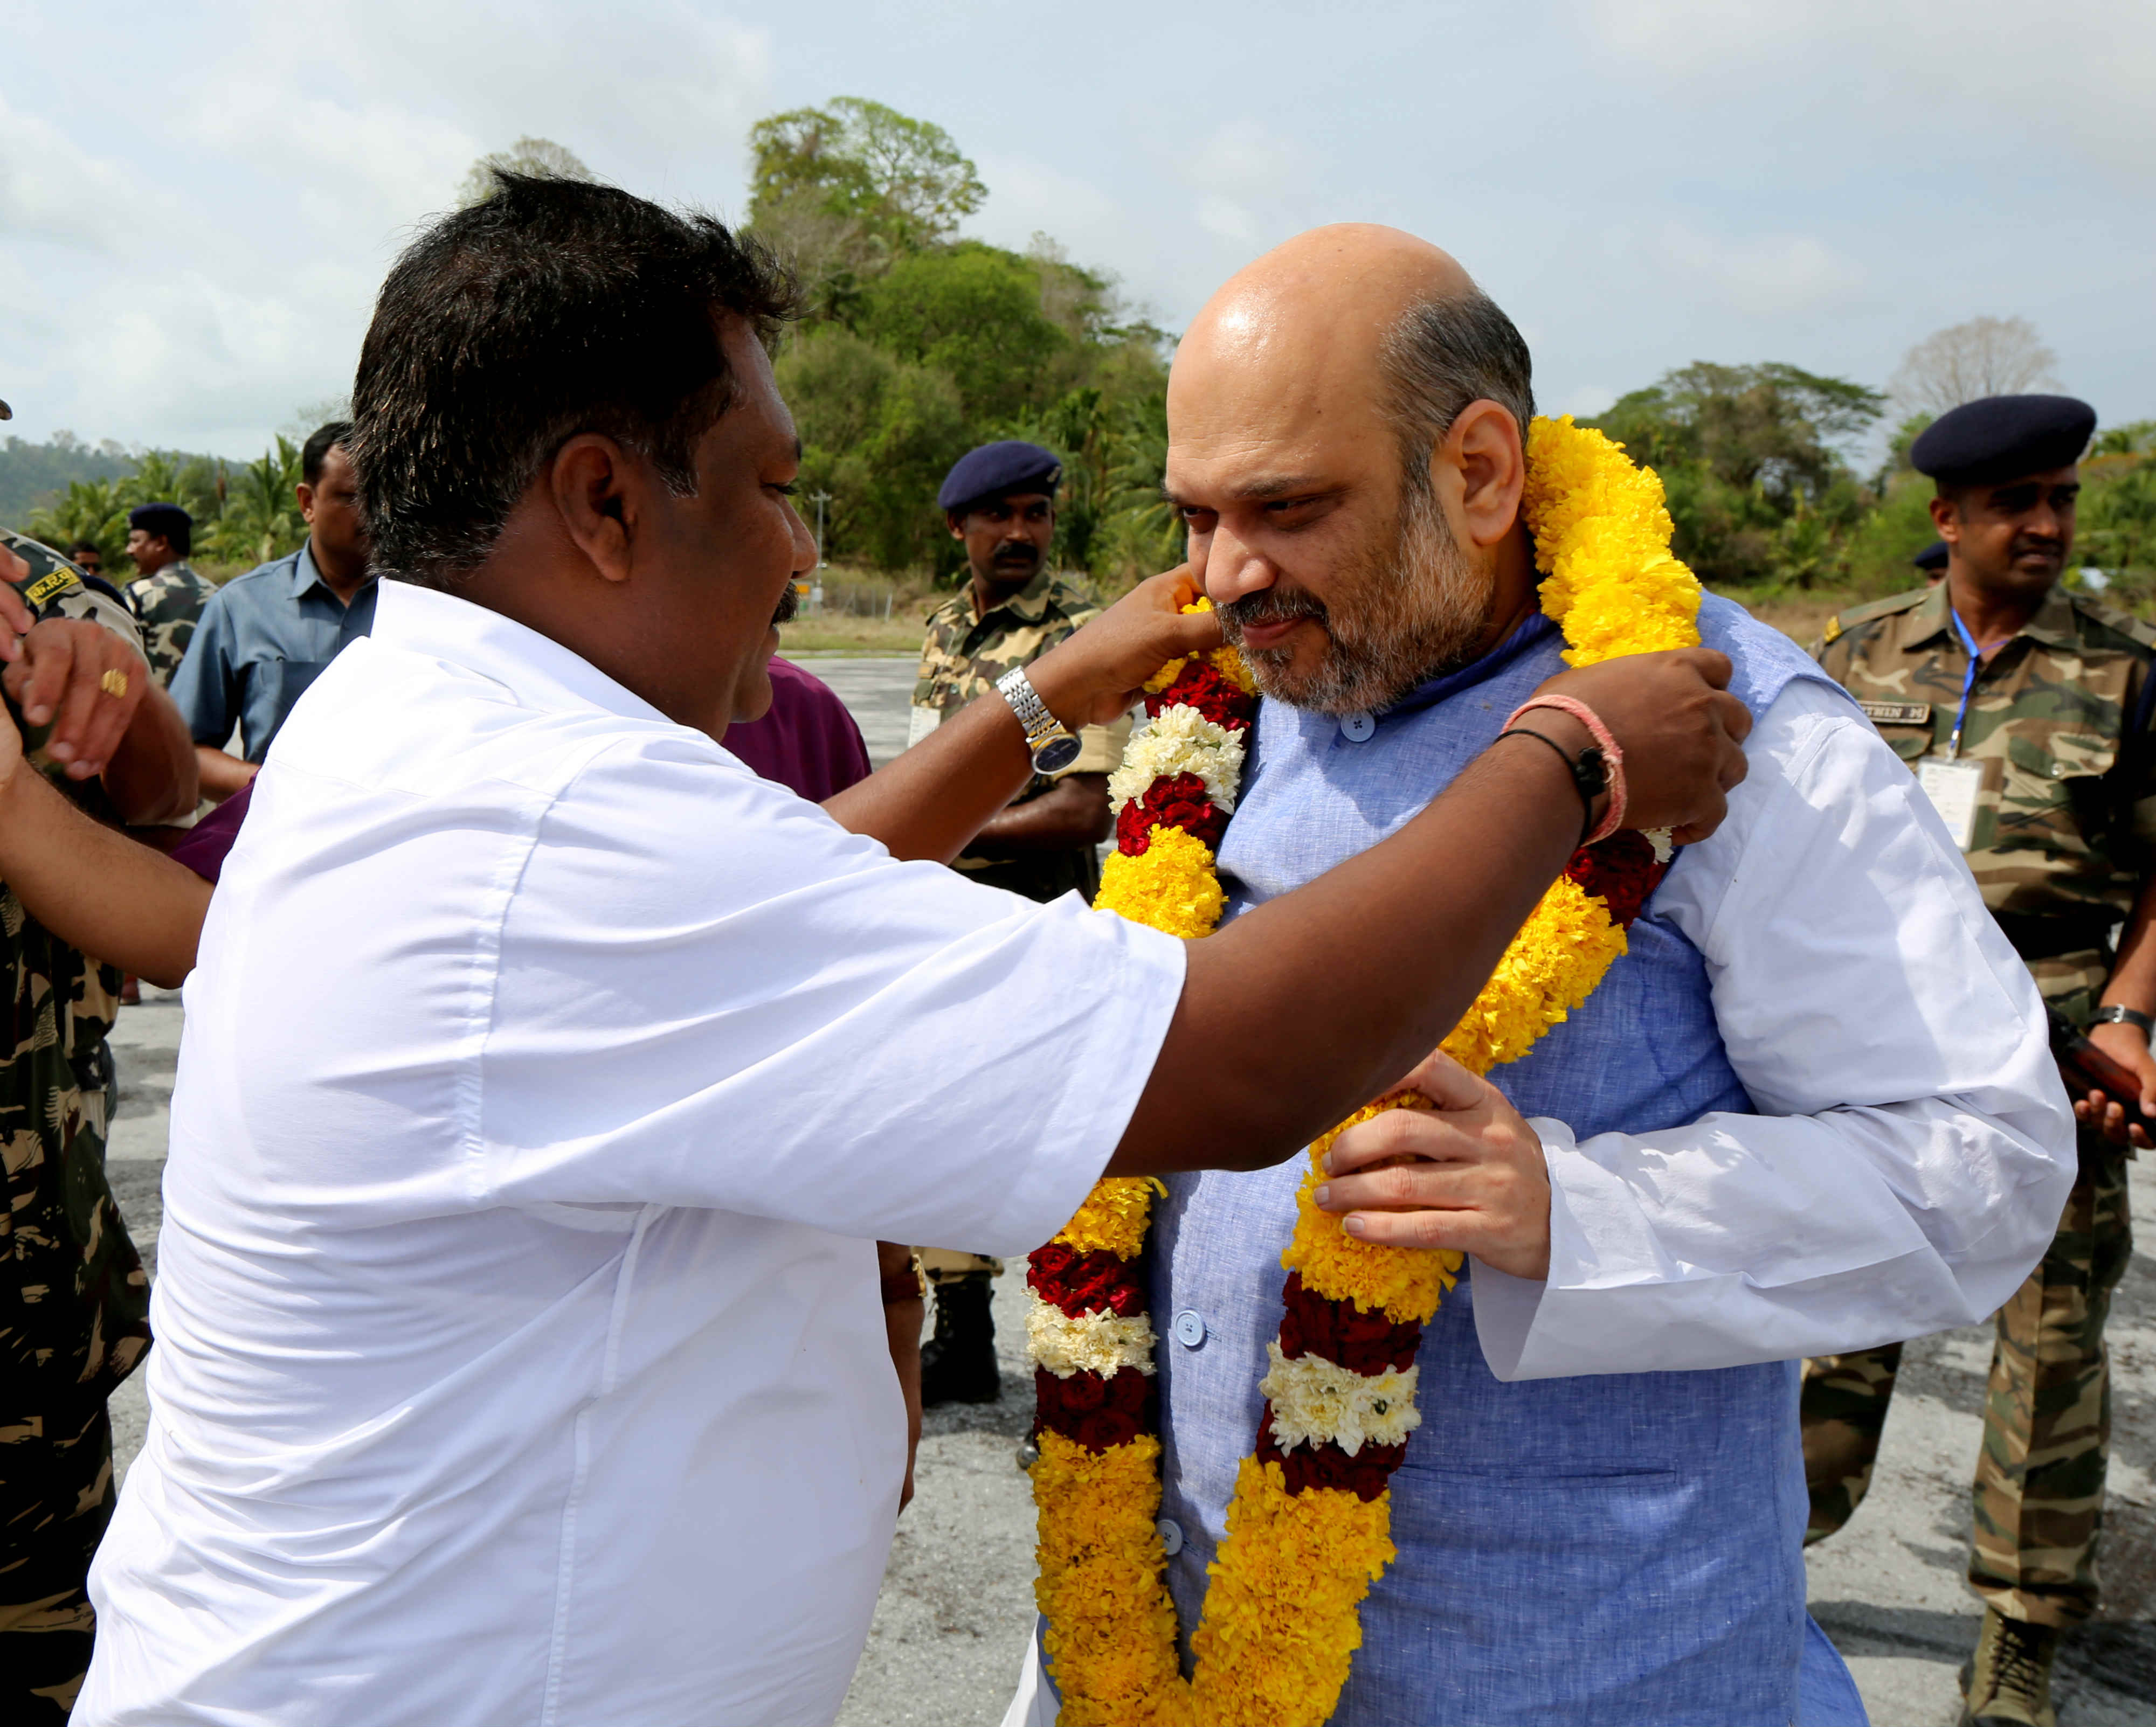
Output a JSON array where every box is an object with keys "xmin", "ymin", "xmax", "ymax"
[
  {"xmin": 776, "ymin": 329, "xmax": 972, "ymax": 573},
  {"xmin": 203, "ymin": 438, "xmax": 306, "ymax": 567},
  {"xmin": 748, "ymin": 98, "xmax": 984, "ymax": 258},
  {"xmin": 859, "ymin": 244, "xmax": 1070, "ymax": 425},
  {"xmin": 22, "ymin": 477, "xmax": 130, "ymax": 571},
  {"xmin": 1589, "ymin": 362, "xmax": 1885, "ymax": 586}
]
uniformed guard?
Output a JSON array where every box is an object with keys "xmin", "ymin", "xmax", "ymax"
[
  {"xmin": 1803, "ymin": 393, "xmax": 2140, "ymax": 1727},
  {"xmin": 906, "ymin": 440, "xmax": 1132, "ymax": 1407},
  {"xmin": 1916, "ymin": 537, "xmax": 1950, "ymax": 585},
  {"xmin": 0, "ymin": 524, "xmax": 167, "ymax": 1719},
  {"xmin": 122, "ymin": 501, "xmax": 217, "ymax": 687}
]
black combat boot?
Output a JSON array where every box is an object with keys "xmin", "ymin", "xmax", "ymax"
[
  {"xmin": 1959, "ymin": 1608, "xmax": 2060, "ymax": 1727},
  {"xmin": 920, "ymin": 1271, "xmax": 1000, "ymax": 1407}
]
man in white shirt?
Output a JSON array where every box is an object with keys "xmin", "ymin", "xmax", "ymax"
[
  {"xmin": 1001, "ymin": 225, "xmax": 2072, "ymax": 1725},
  {"xmin": 76, "ymin": 178, "xmax": 1751, "ymax": 1724}
]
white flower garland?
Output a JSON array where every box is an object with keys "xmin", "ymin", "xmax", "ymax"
[
  {"xmin": 1257, "ymin": 1344, "xmax": 1422, "ymax": 1455},
  {"xmin": 1027, "ymin": 1298, "xmax": 1159, "ymax": 1379},
  {"xmin": 1105, "ymin": 704, "xmax": 1245, "ymax": 816}
]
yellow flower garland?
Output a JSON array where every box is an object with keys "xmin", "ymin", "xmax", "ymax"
[{"xmin": 1034, "ymin": 417, "xmax": 1703, "ymax": 1726}]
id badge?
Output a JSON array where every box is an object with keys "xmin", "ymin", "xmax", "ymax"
[
  {"xmin": 906, "ymin": 703, "xmax": 943, "ymax": 748},
  {"xmin": 1916, "ymin": 755, "xmax": 1984, "ymax": 851}
]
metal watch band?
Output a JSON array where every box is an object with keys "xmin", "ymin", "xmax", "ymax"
[
  {"xmin": 996, "ymin": 667, "xmax": 1082, "ymax": 777},
  {"xmin": 2091, "ymin": 1004, "xmax": 2155, "ymax": 1035}
]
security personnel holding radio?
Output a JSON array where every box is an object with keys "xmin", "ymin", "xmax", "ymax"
[
  {"xmin": 906, "ymin": 441, "xmax": 1130, "ymax": 1407},
  {"xmin": 1804, "ymin": 394, "xmax": 2145, "ymax": 1727}
]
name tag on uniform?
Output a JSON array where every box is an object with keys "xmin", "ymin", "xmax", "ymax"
[
  {"xmin": 906, "ymin": 704, "xmax": 942, "ymax": 748},
  {"xmin": 1858, "ymin": 700, "xmax": 1930, "ymax": 726},
  {"xmin": 1916, "ymin": 756, "xmax": 1984, "ymax": 851}
]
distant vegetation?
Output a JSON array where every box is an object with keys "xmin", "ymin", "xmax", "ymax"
[
  {"xmin": 4, "ymin": 436, "xmax": 312, "ymax": 579},
  {"xmin": 12, "ymin": 122, "xmax": 2151, "ymax": 609}
]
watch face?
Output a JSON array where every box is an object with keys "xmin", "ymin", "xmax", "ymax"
[{"xmin": 1033, "ymin": 734, "xmax": 1082, "ymax": 775}]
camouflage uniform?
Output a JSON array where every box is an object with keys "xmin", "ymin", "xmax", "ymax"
[
  {"xmin": 911, "ymin": 570, "xmax": 1130, "ymax": 1285},
  {"xmin": 122, "ymin": 561, "xmax": 216, "ymax": 689},
  {"xmin": 1802, "ymin": 578, "xmax": 2147, "ymax": 1629},
  {"xmin": 0, "ymin": 529, "xmax": 154, "ymax": 1719}
]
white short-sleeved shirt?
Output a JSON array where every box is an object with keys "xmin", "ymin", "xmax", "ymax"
[{"xmin": 81, "ymin": 583, "xmax": 1186, "ymax": 1727}]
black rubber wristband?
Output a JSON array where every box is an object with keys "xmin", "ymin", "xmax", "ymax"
[
  {"xmin": 1495, "ymin": 727, "xmax": 1609, "ymax": 847},
  {"xmin": 2091, "ymin": 1004, "xmax": 2155, "ymax": 1036}
]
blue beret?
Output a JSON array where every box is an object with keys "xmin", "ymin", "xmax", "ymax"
[
  {"xmin": 937, "ymin": 441, "xmax": 1062, "ymax": 514},
  {"xmin": 1913, "ymin": 539, "xmax": 1950, "ymax": 572},
  {"xmin": 127, "ymin": 501, "xmax": 192, "ymax": 538},
  {"xmin": 1909, "ymin": 394, "xmax": 2095, "ymax": 487}
]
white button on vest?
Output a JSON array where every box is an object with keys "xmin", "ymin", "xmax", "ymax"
[
  {"xmin": 1173, "ymin": 1309, "xmax": 1206, "ymax": 1348},
  {"xmin": 1156, "ymin": 1517, "xmax": 1185, "ymax": 1557},
  {"xmin": 1339, "ymin": 711, "xmax": 1376, "ymax": 743}
]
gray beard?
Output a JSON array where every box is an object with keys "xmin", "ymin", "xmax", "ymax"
[{"xmin": 1221, "ymin": 484, "xmax": 1494, "ymax": 716}]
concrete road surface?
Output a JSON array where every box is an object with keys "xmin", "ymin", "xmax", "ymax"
[{"xmin": 99, "ymin": 649, "xmax": 2156, "ymax": 1724}]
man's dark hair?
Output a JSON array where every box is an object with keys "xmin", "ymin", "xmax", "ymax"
[
  {"xmin": 303, "ymin": 420, "xmax": 354, "ymax": 487},
  {"xmin": 67, "ymin": 538, "xmax": 101, "ymax": 558},
  {"xmin": 1378, "ymin": 288, "xmax": 1536, "ymax": 500},
  {"xmin": 351, "ymin": 172, "xmax": 798, "ymax": 588}
]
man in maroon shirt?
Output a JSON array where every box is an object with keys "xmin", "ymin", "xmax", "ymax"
[{"xmin": 723, "ymin": 655, "xmax": 872, "ymax": 801}]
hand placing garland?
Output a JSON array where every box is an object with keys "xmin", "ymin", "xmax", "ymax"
[{"xmin": 1027, "ymin": 415, "xmax": 1706, "ymax": 1727}]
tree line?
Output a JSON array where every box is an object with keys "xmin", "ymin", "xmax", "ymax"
[{"xmin": 9, "ymin": 111, "xmax": 2153, "ymax": 606}]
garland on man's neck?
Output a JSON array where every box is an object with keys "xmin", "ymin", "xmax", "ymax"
[{"xmin": 1026, "ymin": 417, "xmax": 1704, "ymax": 1727}]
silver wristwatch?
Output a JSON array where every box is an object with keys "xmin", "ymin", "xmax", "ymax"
[{"xmin": 996, "ymin": 667, "xmax": 1082, "ymax": 775}]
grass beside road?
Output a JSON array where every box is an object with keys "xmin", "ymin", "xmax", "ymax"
[{"xmin": 778, "ymin": 614, "xmax": 929, "ymax": 656}]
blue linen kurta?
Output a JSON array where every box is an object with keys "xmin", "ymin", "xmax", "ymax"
[{"xmin": 1134, "ymin": 596, "xmax": 1868, "ymax": 1725}]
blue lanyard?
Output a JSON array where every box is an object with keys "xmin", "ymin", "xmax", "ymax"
[{"xmin": 1947, "ymin": 609, "xmax": 1985, "ymax": 759}]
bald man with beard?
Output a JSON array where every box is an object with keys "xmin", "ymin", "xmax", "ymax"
[{"xmin": 1006, "ymin": 228, "xmax": 2075, "ymax": 1726}]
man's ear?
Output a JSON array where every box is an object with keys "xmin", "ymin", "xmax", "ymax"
[
  {"xmin": 946, "ymin": 512, "xmax": 965, "ymax": 541},
  {"xmin": 295, "ymin": 482, "xmax": 317, "ymax": 525},
  {"xmin": 1929, "ymin": 493, "xmax": 1959, "ymax": 542},
  {"xmin": 1436, "ymin": 400, "xmax": 1528, "ymax": 551},
  {"xmin": 549, "ymin": 435, "xmax": 637, "ymax": 586}
]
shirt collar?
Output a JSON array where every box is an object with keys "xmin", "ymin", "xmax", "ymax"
[
  {"xmin": 1905, "ymin": 579, "xmax": 2077, "ymax": 653},
  {"xmin": 1901, "ymin": 581, "xmax": 1957, "ymax": 648},
  {"xmin": 288, "ymin": 539, "xmax": 326, "ymax": 599},
  {"xmin": 973, "ymin": 567, "xmax": 1057, "ymax": 628},
  {"xmin": 368, "ymin": 580, "xmax": 674, "ymax": 726}
]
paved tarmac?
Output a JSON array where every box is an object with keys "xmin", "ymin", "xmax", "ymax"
[{"xmin": 101, "ymin": 653, "xmax": 2156, "ymax": 1725}]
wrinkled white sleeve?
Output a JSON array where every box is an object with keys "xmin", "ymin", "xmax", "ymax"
[{"xmin": 1471, "ymin": 677, "xmax": 2077, "ymax": 1380}]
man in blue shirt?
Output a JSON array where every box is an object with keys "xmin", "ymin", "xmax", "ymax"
[{"xmin": 170, "ymin": 421, "xmax": 376, "ymax": 798}]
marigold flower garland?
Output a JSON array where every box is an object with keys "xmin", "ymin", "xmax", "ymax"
[{"xmin": 1028, "ymin": 417, "xmax": 1703, "ymax": 1726}]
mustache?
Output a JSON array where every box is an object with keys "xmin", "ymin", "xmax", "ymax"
[
  {"xmin": 772, "ymin": 582, "xmax": 800, "ymax": 627},
  {"xmin": 993, "ymin": 544, "xmax": 1040, "ymax": 566},
  {"xmin": 1218, "ymin": 586, "xmax": 1329, "ymax": 642}
]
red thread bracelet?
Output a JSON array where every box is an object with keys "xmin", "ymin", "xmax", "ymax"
[{"xmin": 1501, "ymin": 694, "xmax": 1626, "ymax": 845}]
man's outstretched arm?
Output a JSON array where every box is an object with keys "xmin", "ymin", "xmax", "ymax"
[
  {"xmin": 1316, "ymin": 679, "xmax": 2075, "ymax": 1377},
  {"xmin": 1104, "ymin": 643, "xmax": 1751, "ymax": 1180}
]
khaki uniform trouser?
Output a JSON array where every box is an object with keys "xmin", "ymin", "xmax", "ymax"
[{"xmin": 1800, "ymin": 1139, "xmax": 2132, "ymax": 1627}]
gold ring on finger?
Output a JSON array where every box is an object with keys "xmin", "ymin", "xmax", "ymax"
[{"xmin": 100, "ymin": 668, "xmax": 129, "ymax": 698}]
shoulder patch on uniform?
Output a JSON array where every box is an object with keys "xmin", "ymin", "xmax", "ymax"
[
  {"xmin": 23, "ymin": 568, "xmax": 80, "ymax": 607},
  {"xmin": 2068, "ymin": 591, "xmax": 2156, "ymax": 653},
  {"xmin": 1821, "ymin": 614, "xmax": 1841, "ymax": 644},
  {"xmin": 1830, "ymin": 586, "xmax": 1931, "ymax": 635},
  {"xmin": 1857, "ymin": 700, "xmax": 1931, "ymax": 726}
]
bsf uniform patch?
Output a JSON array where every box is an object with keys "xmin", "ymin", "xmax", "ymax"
[{"xmin": 1858, "ymin": 700, "xmax": 1931, "ymax": 726}]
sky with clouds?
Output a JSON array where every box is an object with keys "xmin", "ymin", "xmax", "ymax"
[{"xmin": 4, "ymin": 0, "xmax": 2150, "ymax": 459}]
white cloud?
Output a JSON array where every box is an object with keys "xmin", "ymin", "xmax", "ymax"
[
  {"xmin": 1659, "ymin": 222, "xmax": 1866, "ymax": 316},
  {"xmin": 1560, "ymin": 384, "xmax": 1618, "ymax": 418},
  {"xmin": 0, "ymin": 98, "xmax": 147, "ymax": 255},
  {"xmin": 1582, "ymin": 0, "xmax": 2156, "ymax": 174},
  {"xmin": 0, "ymin": 0, "xmax": 776, "ymax": 454}
]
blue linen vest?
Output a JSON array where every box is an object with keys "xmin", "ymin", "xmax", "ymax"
[{"xmin": 1140, "ymin": 597, "xmax": 1862, "ymax": 1725}]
